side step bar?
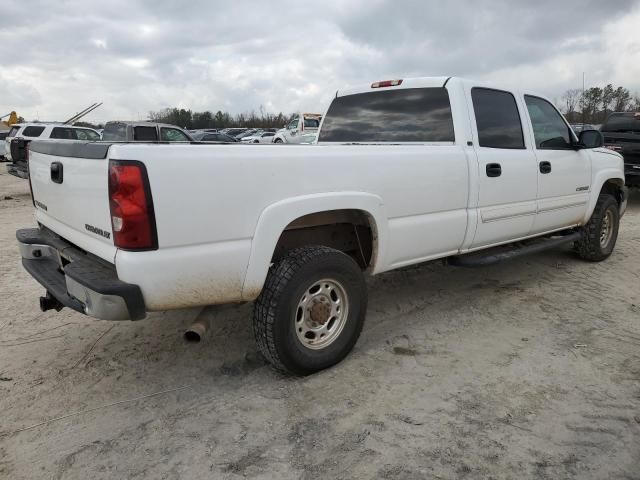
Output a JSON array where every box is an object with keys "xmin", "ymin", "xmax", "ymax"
[{"xmin": 448, "ymin": 232, "xmax": 582, "ymax": 267}]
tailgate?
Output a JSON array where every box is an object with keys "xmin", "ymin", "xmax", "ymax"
[{"xmin": 28, "ymin": 141, "xmax": 117, "ymax": 262}]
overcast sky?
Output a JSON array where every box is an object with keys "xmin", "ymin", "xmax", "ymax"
[{"xmin": 2, "ymin": 0, "xmax": 640, "ymax": 123}]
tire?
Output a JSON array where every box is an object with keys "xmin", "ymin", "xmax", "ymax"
[
  {"xmin": 274, "ymin": 138, "xmax": 284, "ymax": 144},
  {"xmin": 576, "ymin": 194, "xmax": 619, "ymax": 262},
  {"xmin": 253, "ymin": 246, "xmax": 367, "ymax": 375}
]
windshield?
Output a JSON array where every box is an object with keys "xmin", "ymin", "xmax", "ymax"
[{"xmin": 602, "ymin": 113, "xmax": 640, "ymax": 133}]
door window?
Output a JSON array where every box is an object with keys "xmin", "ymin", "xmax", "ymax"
[
  {"xmin": 22, "ymin": 126, "xmax": 46, "ymax": 137},
  {"xmin": 134, "ymin": 126, "xmax": 158, "ymax": 141},
  {"xmin": 471, "ymin": 88, "xmax": 525, "ymax": 149},
  {"xmin": 50, "ymin": 127, "xmax": 78, "ymax": 139},
  {"xmin": 161, "ymin": 128, "xmax": 190, "ymax": 142},
  {"xmin": 525, "ymin": 95, "xmax": 573, "ymax": 149},
  {"xmin": 287, "ymin": 118, "xmax": 299, "ymax": 130}
]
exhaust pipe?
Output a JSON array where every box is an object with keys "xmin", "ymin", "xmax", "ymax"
[{"xmin": 184, "ymin": 316, "xmax": 210, "ymax": 343}]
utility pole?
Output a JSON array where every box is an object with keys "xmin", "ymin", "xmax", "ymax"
[{"xmin": 582, "ymin": 72, "xmax": 585, "ymax": 124}]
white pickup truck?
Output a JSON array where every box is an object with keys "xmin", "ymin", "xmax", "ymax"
[
  {"xmin": 17, "ymin": 77, "xmax": 626, "ymax": 375},
  {"xmin": 272, "ymin": 113, "xmax": 322, "ymax": 144}
]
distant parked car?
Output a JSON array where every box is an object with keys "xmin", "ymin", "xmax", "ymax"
[
  {"xmin": 235, "ymin": 129, "xmax": 260, "ymax": 140},
  {"xmin": 191, "ymin": 131, "xmax": 238, "ymax": 142},
  {"xmin": 221, "ymin": 128, "xmax": 249, "ymax": 137},
  {"xmin": 0, "ymin": 131, "xmax": 9, "ymax": 161},
  {"xmin": 240, "ymin": 131, "xmax": 276, "ymax": 143},
  {"xmin": 4, "ymin": 123, "xmax": 101, "ymax": 178},
  {"xmin": 102, "ymin": 121, "xmax": 193, "ymax": 142},
  {"xmin": 570, "ymin": 123, "xmax": 596, "ymax": 133},
  {"xmin": 601, "ymin": 112, "xmax": 640, "ymax": 186}
]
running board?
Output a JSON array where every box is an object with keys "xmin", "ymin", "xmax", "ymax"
[{"xmin": 448, "ymin": 232, "xmax": 582, "ymax": 267}]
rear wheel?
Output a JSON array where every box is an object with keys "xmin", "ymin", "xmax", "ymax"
[
  {"xmin": 576, "ymin": 194, "xmax": 619, "ymax": 261},
  {"xmin": 274, "ymin": 138, "xmax": 284, "ymax": 144},
  {"xmin": 253, "ymin": 246, "xmax": 367, "ymax": 375}
]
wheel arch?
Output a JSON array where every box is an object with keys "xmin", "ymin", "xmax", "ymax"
[
  {"xmin": 583, "ymin": 171, "xmax": 625, "ymax": 224},
  {"xmin": 242, "ymin": 192, "xmax": 387, "ymax": 300}
]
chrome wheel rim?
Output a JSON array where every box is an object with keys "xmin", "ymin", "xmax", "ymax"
[
  {"xmin": 294, "ymin": 279, "xmax": 349, "ymax": 350},
  {"xmin": 600, "ymin": 210, "xmax": 614, "ymax": 248}
]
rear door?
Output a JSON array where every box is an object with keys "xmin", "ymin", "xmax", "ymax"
[
  {"xmin": 523, "ymin": 95, "xmax": 591, "ymax": 233},
  {"xmin": 28, "ymin": 142, "xmax": 116, "ymax": 262},
  {"xmin": 467, "ymin": 87, "xmax": 539, "ymax": 248}
]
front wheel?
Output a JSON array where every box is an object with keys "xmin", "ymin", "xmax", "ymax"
[
  {"xmin": 253, "ymin": 246, "xmax": 367, "ymax": 375},
  {"xmin": 576, "ymin": 194, "xmax": 620, "ymax": 261},
  {"xmin": 273, "ymin": 138, "xmax": 284, "ymax": 144}
]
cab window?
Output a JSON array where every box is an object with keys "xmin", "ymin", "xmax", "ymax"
[
  {"xmin": 134, "ymin": 126, "xmax": 158, "ymax": 141},
  {"xmin": 161, "ymin": 128, "xmax": 190, "ymax": 142},
  {"xmin": 287, "ymin": 118, "xmax": 299, "ymax": 130},
  {"xmin": 50, "ymin": 127, "xmax": 78, "ymax": 139},
  {"xmin": 76, "ymin": 129, "xmax": 100, "ymax": 140},
  {"xmin": 525, "ymin": 95, "xmax": 574, "ymax": 149},
  {"xmin": 22, "ymin": 126, "xmax": 46, "ymax": 137},
  {"xmin": 471, "ymin": 88, "xmax": 524, "ymax": 149}
]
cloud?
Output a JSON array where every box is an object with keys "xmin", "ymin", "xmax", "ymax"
[{"xmin": 0, "ymin": 0, "xmax": 639, "ymax": 122}]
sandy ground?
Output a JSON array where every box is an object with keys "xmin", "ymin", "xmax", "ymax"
[{"xmin": 0, "ymin": 168, "xmax": 639, "ymax": 479}]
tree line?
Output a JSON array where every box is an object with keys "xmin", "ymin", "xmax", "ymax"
[
  {"xmin": 147, "ymin": 107, "xmax": 296, "ymax": 130},
  {"xmin": 560, "ymin": 84, "xmax": 640, "ymax": 124}
]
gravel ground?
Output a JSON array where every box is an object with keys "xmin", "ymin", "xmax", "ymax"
[{"xmin": 0, "ymin": 169, "xmax": 639, "ymax": 479}]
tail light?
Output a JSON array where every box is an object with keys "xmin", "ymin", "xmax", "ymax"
[
  {"xmin": 108, "ymin": 160, "xmax": 158, "ymax": 250},
  {"xmin": 371, "ymin": 79, "xmax": 403, "ymax": 88},
  {"xmin": 605, "ymin": 145, "xmax": 623, "ymax": 152}
]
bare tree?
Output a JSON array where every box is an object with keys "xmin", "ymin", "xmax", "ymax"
[{"xmin": 562, "ymin": 89, "xmax": 581, "ymax": 115}]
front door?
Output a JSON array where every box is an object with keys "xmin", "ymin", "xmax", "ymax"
[
  {"xmin": 468, "ymin": 87, "xmax": 539, "ymax": 248},
  {"xmin": 284, "ymin": 117, "xmax": 299, "ymax": 143},
  {"xmin": 524, "ymin": 95, "xmax": 591, "ymax": 233}
]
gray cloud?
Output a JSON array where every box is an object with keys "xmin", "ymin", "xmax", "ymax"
[{"xmin": 1, "ymin": 0, "xmax": 639, "ymax": 122}]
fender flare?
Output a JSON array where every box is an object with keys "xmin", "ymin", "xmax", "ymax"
[
  {"xmin": 583, "ymin": 169, "xmax": 625, "ymax": 223},
  {"xmin": 241, "ymin": 192, "xmax": 387, "ymax": 300}
]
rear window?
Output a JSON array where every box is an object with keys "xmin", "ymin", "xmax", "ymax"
[
  {"xmin": 601, "ymin": 113, "xmax": 640, "ymax": 133},
  {"xmin": 22, "ymin": 126, "xmax": 46, "ymax": 137},
  {"xmin": 102, "ymin": 123, "xmax": 127, "ymax": 141},
  {"xmin": 319, "ymin": 87, "xmax": 455, "ymax": 143},
  {"xmin": 8, "ymin": 126, "xmax": 21, "ymax": 137},
  {"xmin": 50, "ymin": 127, "xmax": 78, "ymax": 140},
  {"xmin": 133, "ymin": 126, "xmax": 158, "ymax": 141}
]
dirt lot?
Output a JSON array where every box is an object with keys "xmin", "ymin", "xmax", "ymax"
[{"xmin": 0, "ymin": 169, "xmax": 639, "ymax": 479}]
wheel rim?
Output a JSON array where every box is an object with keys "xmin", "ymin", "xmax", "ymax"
[
  {"xmin": 600, "ymin": 209, "xmax": 614, "ymax": 248},
  {"xmin": 294, "ymin": 278, "xmax": 349, "ymax": 350}
]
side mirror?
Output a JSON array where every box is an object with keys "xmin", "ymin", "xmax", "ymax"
[{"xmin": 578, "ymin": 129, "xmax": 603, "ymax": 149}]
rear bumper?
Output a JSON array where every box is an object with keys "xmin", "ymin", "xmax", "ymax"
[
  {"xmin": 17, "ymin": 227, "xmax": 146, "ymax": 320},
  {"xmin": 7, "ymin": 162, "xmax": 28, "ymax": 179}
]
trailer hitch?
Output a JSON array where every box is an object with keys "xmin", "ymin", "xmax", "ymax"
[{"xmin": 39, "ymin": 292, "xmax": 64, "ymax": 312}]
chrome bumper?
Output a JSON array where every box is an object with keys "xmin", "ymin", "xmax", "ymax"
[{"xmin": 17, "ymin": 228, "xmax": 146, "ymax": 321}]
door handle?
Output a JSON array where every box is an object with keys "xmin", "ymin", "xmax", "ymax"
[
  {"xmin": 486, "ymin": 163, "xmax": 502, "ymax": 177},
  {"xmin": 50, "ymin": 162, "xmax": 63, "ymax": 184},
  {"xmin": 539, "ymin": 161, "xmax": 552, "ymax": 174}
]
